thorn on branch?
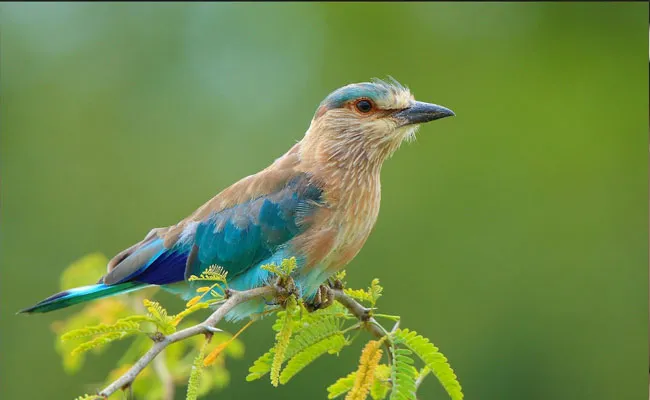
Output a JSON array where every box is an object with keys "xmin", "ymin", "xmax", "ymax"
[{"xmin": 203, "ymin": 326, "xmax": 222, "ymax": 334}]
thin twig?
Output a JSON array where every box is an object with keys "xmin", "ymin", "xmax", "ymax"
[
  {"xmin": 415, "ymin": 367, "xmax": 430, "ymax": 390},
  {"xmin": 331, "ymin": 289, "xmax": 394, "ymax": 363},
  {"xmin": 98, "ymin": 286, "xmax": 276, "ymax": 398},
  {"xmin": 152, "ymin": 351, "xmax": 174, "ymax": 400},
  {"xmin": 131, "ymin": 293, "xmax": 175, "ymax": 400},
  {"xmin": 331, "ymin": 289, "xmax": 385, "ymax": 339}
]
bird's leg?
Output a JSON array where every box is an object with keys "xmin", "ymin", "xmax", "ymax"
[{"xmin": 304, "ymin": 284, "xmax": 334, "ymax": 312}]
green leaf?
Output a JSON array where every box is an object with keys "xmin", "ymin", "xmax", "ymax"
[
  {"xmin": 61, "ymin": 320, "xmax": 143, "ymax": 341},
  {"xmin": 246, "ymin": 350, "xmax": 273, "ymax": 382},
  {"xmin": 344, "ymin": 279, "xmax": 383, "ymax": 307},
  {"xmin": 74, "ymin": 395, "xmax": 104, "ymax": 400},
  {"xmin": 280, "ymin": 257, "xmax": 297, "ymax": 275},
  {"xmin": 143, "ymin": 299, "xmax": 175, "ymax": 335},
  {"xmin": 171, "ymin": 302, "xmax": 210, "ymax": 327},
  {"xmin": 393, "ymin": 329, "xmax": 463, "ymax": 400},
  {"xmin": 280, "ymin": 333, "xmax": 348, "ymax": 384},
  {"xmin": 186, "ymin": 338, "xmax": 209, "ymax": 400},
  {"xmin": 343, "ymin": 288, "xmax": 373, "ymax": 304},
  {"xmin": 368, "ymin": 278, "xmax": 383, "ymax": 306},
  {"xmin": 70, "ymin": 331, "xmax": 135, "ymax": 356},
  {"xmin": 389, "ymin": 348, "xmax": 417, "ymax": 400},
  {"xmin": 270, "ymin": 296, "xmax": 298, "ymax": 386},
  {"xmin": 260, "ymin": 264, "xmax": 284, "ymax": 277},
  {"xmin": 260, "ymin": 257, "xmax": 297, "ymax": 278},
  {"xmin": 188, "ymin": 265, "xmax": 228, "ymax": 283},
  {"xmin": 327, "ymin": 371, "xmax": 356, "ymax": 399},
  {"xmin": 286, "ymin": 315, "xmax": 342, "ymax": 356},
  {"xmin": 248, "ymin": 314, "xmax": 342, "ymax": 381}
]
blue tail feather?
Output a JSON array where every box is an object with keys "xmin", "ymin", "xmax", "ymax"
[{"xmin": 19, "ymin": 282, "xmax": 146, "ymax": 314}]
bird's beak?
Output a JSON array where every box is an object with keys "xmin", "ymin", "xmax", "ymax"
[{"xmin": 393, "ymin": 101, "xmax": 455, "ymax": 126}]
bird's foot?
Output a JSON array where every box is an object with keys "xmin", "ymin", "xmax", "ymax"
[
  {"xmin": 329, "ymin": 277, "xmax": 344, "ymax": 290},
  {"xmin": 304, "ymin": 284, "xmax": 334, "ymax": 312},
  {"xmin": 273, "ymin": 275, "xmax": 297, "ymax": 308}
]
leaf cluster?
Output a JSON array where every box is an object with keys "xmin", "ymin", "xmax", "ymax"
[
  {"xmin": 54, "ymin": 255, "xmax": 463, "ymax": 400},
  {"xmin": 53, "ymin": 256, "xmax": 243, "ymax": 400}
]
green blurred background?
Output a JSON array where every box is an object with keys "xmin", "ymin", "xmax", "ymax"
[{"xmin": 1, "ymin": 3, "xmax": 647, "ymax": 399}]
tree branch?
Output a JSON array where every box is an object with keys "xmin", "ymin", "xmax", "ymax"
[
  {"xmin": 331, "ymin": 289, "xmax": 386, "ymax": 341},
  {"xmin": 98, "ymin": 286, "xmax": 276, "ymax": 398},
  {"xmin": 98, "ymin": 286, "xmax": 387, "ymax": 398},
  {"xmin": 331, "ymin": 288, "xmax": 394, "ymax": 364},
  {"xmin": 131, "ymin": 293, "xmax": 175, "ymax": 400},
  {"xmin": 152, "ymin": 350, "xmax": 174, "ymax": 400}
]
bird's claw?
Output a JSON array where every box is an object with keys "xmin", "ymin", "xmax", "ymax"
[
  {"xmin": 304, "ymin": 284, "xmax": 334, "ymax": 312},
  {"xmin": 274, "ymin": 275, "xmax": 298, "ymax": 304},
  {"xmin": 325, "ymin": 276, "xmax": 344, "ymax": 290}
]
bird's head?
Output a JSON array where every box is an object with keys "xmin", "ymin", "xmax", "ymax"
[{"xmin": 302, "ymin": 78, "xmax": 454, "ymax": 169}]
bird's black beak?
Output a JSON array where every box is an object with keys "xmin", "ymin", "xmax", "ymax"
[{"xmin": 394, "ymin": 101, "xmax": 455, "ymax": 126}]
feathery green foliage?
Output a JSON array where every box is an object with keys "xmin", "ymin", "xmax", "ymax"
[
  {"xmin": 246, "ymin": 350, "xmax": 274, "ymax": 382},
  {"xmin": 247, "ymin": 305, "xmax": 347, "ymax": 381},
  {"xmin": 388, "ymin": 347, "xmax": 418, "ymax": 400},
  {"xmin": 344, "ymin": 278, "xmax": 382, "ymax": 307},
  {"xmin": 280, "ymin": 333, "xmax": 348, "ymax": 384},
  {"xmin": 270, "ymin": 295, "xmax": 298, "ymax": 386},
  {"xmin": 188, "ymin": 265, "xmax": 229, "ymax": 283},
  {"xmin": 186, "ymin": 338, "xmax": 209, "ymax": 400},
  {"xmin": 54, "ymin": 254, "xmax": 244, "ymax": 400},
  {"xmin": 393, "ymin": 329, "xmax": 463, "ymax": 400},
  {"xmin": 261, "ymin": 256, "xmax": 298, "ymax": 279},
  {"xmin": 172, "ymin": 302, "xmax": 211, "ymax": 326},
  {"xmin": 74, "ymin": 395, "xmax": 104, "ymax": 400},
  {"xmin": 327, "ymin": 371, "xmax": 357, "ymax": 398},
  {"xmin": 54, "ymin": 254, "xmax": 463, "ymax": 400},
  {"xmin": 61, "ymin": 320, "xmax": 143, "ymax": 341},
  {"xmin": 71, "ymin": 331, "xmax": 136, "ymax": 356},
  {"xmin": 286, "ymin": 314, "xmax": 343, "ymax": 356},
  {"xmin": 143, "ymin": 299, "xmax": 176, "ymax": 334}
]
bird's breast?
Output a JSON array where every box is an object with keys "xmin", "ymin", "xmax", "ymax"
[{"xmin": 297, "ymin": 171, "xmax": 382, "ymax": 274}]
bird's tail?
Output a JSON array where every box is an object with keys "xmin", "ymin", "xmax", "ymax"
[{"xmin": 19, "ymin": 282, "xmax": 146, "ymax": 314}]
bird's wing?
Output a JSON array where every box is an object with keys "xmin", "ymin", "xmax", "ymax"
[
  {"xmin": 102, "ymin": 145, "xmax": 325, "ymax": 286},
  {"xmin": 182, "ymin": 172, "xmax": 325, "ymax": 281}
]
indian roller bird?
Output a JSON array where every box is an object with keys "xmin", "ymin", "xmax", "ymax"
[{"xmin": 22, "ymin": 78, "xmax": 454, "ymax": 320}]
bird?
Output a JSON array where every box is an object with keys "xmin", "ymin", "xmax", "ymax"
[{"xmin": 21, "ymin": 78, "xmax": 454, "ymax": 320}]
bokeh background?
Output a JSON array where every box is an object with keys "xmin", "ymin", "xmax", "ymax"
[{"xmin": 1, "ymin": 3, "xmax": 647, "ymax": 399}]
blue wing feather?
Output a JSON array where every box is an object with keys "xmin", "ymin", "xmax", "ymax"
[
  {"xmin": 126, "ymin": 173, "xmax": 323, "ymax": 288},
  {"xmin": 134, "ymin": 248, "xmax": 188, "ymax": 285}
]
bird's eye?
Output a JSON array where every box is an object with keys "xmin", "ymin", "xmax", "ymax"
[{"xmin": 355, "ymin": 99, "xmax": 373, "ymax": 113}]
